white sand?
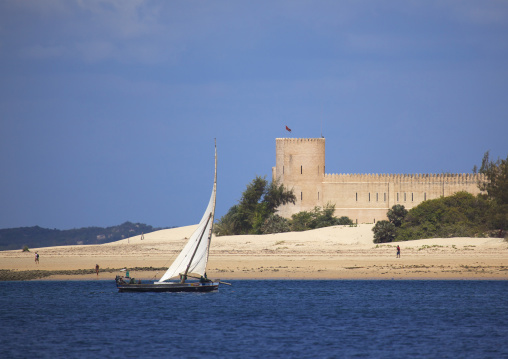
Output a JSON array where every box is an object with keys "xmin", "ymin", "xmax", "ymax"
[{"xmin": 1, "ymin": 224, "xmax": 507, "ymax": 280}]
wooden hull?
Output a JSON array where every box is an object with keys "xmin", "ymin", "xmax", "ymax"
[{"xmin": 117, "ymin": 281, "xmax": 219, "ymax": 293}]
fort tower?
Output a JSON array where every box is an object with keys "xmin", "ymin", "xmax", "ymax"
[
  {"xmin": 273, "ymin": 138, "xmax": 326, "ymax": 218},
  {"xmin": 273, "ymin": 137, "xmax": 483, "ymax": 223}
]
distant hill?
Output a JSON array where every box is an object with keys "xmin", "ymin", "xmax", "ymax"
[{"xmin": 0, "ymin": 222, "xmax": 169, "ymax": 251}]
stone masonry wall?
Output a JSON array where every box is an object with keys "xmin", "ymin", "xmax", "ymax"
[{"xmin": 273, "ymin": 138, "xmax": 484, "ymax": 223}]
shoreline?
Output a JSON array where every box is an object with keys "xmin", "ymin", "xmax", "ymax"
[
  {"xmin": 37, "ymin": 274, "xmax": 508, "ymax": 281},
  {"xmin": 1, "ymin": 224, "xmax": 507, "ymax": 281},
  {"xmin": 2, "ymin": 269, "xmax": 507, "ymax": 282},
  {"xmin": 2, "ymin": 272, "xmax": 507, "ymax": 281}
]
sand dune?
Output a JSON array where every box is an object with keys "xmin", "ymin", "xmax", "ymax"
[{"xmin": 1, "ymin": 224, "xmax": 507, "ymax": 280}]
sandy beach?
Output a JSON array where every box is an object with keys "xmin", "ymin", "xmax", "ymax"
[{"xmin": 1, "ymin": 224, "xmax": 507, "ymax": 281}]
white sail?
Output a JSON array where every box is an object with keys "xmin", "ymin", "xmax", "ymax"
[{"xmin": 158, "ymin": 144, "xmax": 217, "ymax": 282}]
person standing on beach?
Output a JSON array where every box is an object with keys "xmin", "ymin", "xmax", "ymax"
[
  {"xmin": 396, "ymin": 245, "xmax": 401, "ymax": 258},
  {"xmin": 95, "ymin": 264, "xmax": 99, "ymax": 276},
  {"xmin": 35, "ymin": 252, "xmax": 39, "ymax": 264}
]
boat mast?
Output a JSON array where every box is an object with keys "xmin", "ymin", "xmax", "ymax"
[
  {"xmin": 180, "ymin": 140, "xmax": 217, "ymax": 284},
  {"xmin": 206, "ymin": 139, "xmax": 218, "ymax": 265}
]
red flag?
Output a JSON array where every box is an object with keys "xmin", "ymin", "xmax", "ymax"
[{"xmin": 285, "ymin": 125, "xmax": 292, "ymax": 132}]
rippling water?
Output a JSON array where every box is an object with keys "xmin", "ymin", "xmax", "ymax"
[{"xmin": 1, "ymin": 280, "xmax": 507, "ymax": 358}]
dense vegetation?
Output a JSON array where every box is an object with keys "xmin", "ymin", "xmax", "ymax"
[
  {"xmin": 373, "ymin": 193, "xmax": 493, "ymax": 243},
  {"xmin": 213, "ymin": 176, "xmax": 297, "ymax": 235},
  {"xmin": 372, "ymin": 220, "xmax": 396, "ymax": 243},
  {"xmin": 398, "ymin": 192, "xmax": 492, "ymax": 241},
  {"xmin": 214, "ymin": 176, "xmax": 353, "ymax": 235},
  {"xmin": 373, "ymin": 151, "xmax": 508, "ymax": 243},
  {"xmin": 288, "ymin": 205, "xmax": 353, "ymax": 232},
  {"xmin": 258, "ymin": 204, "xmax": 353, "ymax": 234},
  {"xmin": 0, "ymin": 222, "xmax": 163, "ymax": 251},
  {"xmin": 474, "ymin": 151, "xmax": 508, "ymax": 234}
]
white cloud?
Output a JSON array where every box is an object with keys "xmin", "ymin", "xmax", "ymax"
[
  {"xmin": 3, "ymin": 0, "xmax": 174, "ymax": 64},
  {"xmin": 4, "ymin": 0, "xmax": 508, "ymax": 67},
  {"xmin": 75, "ymin": 0, "xmax": 163, "ymax": 39}
]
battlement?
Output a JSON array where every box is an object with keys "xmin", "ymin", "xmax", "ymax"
[
  {"xmin": 323, "ymin": 173, "xmax": 484, "ymax": 183},
  {"xmin": 274, "ymin": 137, "xmax": 485, "ymax": 223},
  {"xmin": 276, "ymin": 138, "xmax": 325, "ymax": 143}
]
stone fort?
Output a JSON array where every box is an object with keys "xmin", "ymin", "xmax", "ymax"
[{"xmin": 272, "ymin": 138, "xmax": 483, "ymax": 223}]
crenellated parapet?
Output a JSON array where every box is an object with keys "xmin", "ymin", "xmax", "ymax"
[
  {"xmin": 275, "ymin": 137, "xmax": 326, "ymax": 183},
  {"xmin": 274, "ymin": 137, "xmax": 485, "ymax": 223},
  {"xmin": 276, "ymin": 137, "xmax": 325, "ymax": 143},
  {"xmin": 323, "ymin": 172, "xmax": 484, "ymax": 184}
]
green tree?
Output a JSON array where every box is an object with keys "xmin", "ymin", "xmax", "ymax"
[
  {"xmin": 337, "ymin": 216, "xmax": 354, "ymax": 225},
  {"xmin": 313, "ymin": 203, "xmax": 342, "ymax": 228},
  {"xmin": 260, "ymin": 214, "xmax": 291, "ymax": 234},
  {"xmin": 237, "ymin": 177, "xmax": 267, "ymax": 233},
  {"xmin": 289, "ymin": 203, "xmax": 352, "ymax": 231},
  {"xmin": 264, "ymin": 180, "xmax": 298, "ymax": 213},
  {"xmin": 387, "ymin": 204, "xmax": 408, "ymax": 227},
  {"xmin": 214, "ymin": 176, "xmax": 296, "ymax": 235},
  {"xmin": 395, "ymin": 192, "xmax": 491, "ymax": 241},
  {"xmin": 475, "ymin": 151, "xmax": 508, "ymax": 235},
  {"xmin": 476, "ymin": 151, "xmax": 508, "ymax": 206},
  {"xmin": 213, "ymin": 205, "xmax": 240, "ymax": 236},
  {"xmin": 372, "ymin": 220, "xmax": 396, "ymax": 243},
  {"xmin": 289, "ymin": 210, "xmax": 314, "ymax": 231}
]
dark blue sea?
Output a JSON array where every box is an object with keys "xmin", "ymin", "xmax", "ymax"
[{"xmin": 1, "ymin": 280, "xmax": 507, "ymax": 358}]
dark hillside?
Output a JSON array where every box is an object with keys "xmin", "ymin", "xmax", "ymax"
[{"xmin": 0, "ymin": 222, "xmax": 166, "ymax": 251}]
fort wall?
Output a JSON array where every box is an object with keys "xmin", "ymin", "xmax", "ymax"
[{"xmin": 273, "ymin": 138, "xmax": 484, "ymax": 223}]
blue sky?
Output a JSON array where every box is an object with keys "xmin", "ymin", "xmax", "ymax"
[{"xmin": 1, "ymin": 1, "xmax": 507, "ymax": 230}]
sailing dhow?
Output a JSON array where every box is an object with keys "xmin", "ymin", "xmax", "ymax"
[{"xmin": 116, "ymin": 142, "xmax": 224, "ymax": 293}]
